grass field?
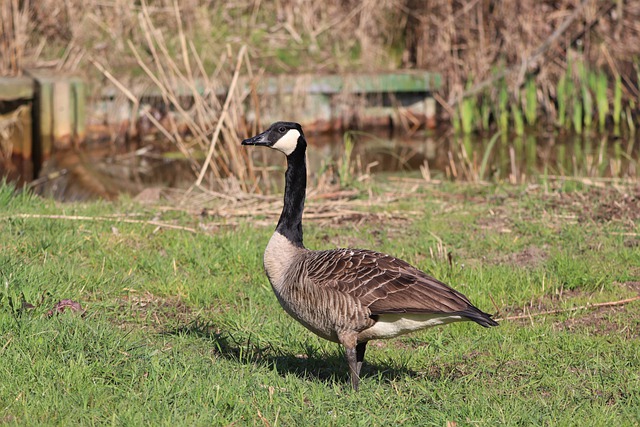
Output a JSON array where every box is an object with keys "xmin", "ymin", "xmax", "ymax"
[{"xmin": 1, "ymin": 180, "xmax": 639, "ymax": 425}]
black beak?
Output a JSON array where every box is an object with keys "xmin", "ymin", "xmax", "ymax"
[{"xmin": 241, "ymin": 131, "xmax": 270, "ymax": 146}]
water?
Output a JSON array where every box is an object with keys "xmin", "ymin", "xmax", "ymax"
[
  {"xmin": 309, "ymin": 128, "xmax": 638, "ymax": 182},
  {"xmin": 21, "ymin": 127, "xmax": 640, "ymax": 201}
]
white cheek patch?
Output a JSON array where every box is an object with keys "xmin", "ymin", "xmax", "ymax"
[{"xmin": 272, "ymin": 129, "xmax": 300, "ymax": 155}]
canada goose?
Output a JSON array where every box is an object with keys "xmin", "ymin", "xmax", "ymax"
[{"xmin": 242, "ymin": 121, "xmax": 498, "ymax": 390}]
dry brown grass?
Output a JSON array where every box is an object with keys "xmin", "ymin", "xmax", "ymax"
[
  {"xmin": 23, "ymin": 0, "xmax": 404, "ymax": 74},
  {"xmin": 89, "ymin": 1, "xmax": 256, "ymax": 190},
  {"xmin": 0, "ymin": 0, "xmax": 30, "ymax": 76},
  {"xmin": 405, "ymin": 0, "xmax": 640, "ymax": 110},
  {"xmin": 8, "ymin": 1, "xmax": 640, "ymax": 97}
]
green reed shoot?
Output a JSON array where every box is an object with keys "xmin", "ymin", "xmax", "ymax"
[
  {"xmin": 573, "ymin": 137, "xmax": 583, "ymax": 176},
  {"xmin": 625, "ymin": 135, "xmax": 635, "ymax": 158},
  {"xmin": 583, "ymin": 134, "xmax": 593, "ymax": 174},
  {"xmin": 597, "ymin": 137, "xmax": 608, "ymax": 177},
  {"xmin": 462, "ymin": 134, "xmax": 473, "ymax": 176},
  {"xmin": 524, "ymin": 78, "xmax": 537, "ymax": 125},
  {"xmin": 626, "ymin": 103, "xmax": 636, "ymax": 136},
  {"xmin": 481, "ymin": 96, "xmax": 491, "ymax": 131},
  {"xmin": 557, "ymin": 144, "xmax": 566, "ymax": 175},
  {"xmin": 512, "ymin": 104, "xmax": 524, "ymax": 136},
  {"xmin": 613, "ymin": 75, "xmax": 622, "ymax": 128},
  {"xmin": 498, "ymin": 84, "xmax": 509, "ymax": 134},
  {"xmin": 573, "ymin": 92, "xmax": 583, "ymax": 134},
  {"xmin": 587, "ymin": 70, "xmax": 598, "ymax": 94},
  {"xmin": 582, "ymin": 86, "xmax": 593, "ymax": 130},
  {"xmin": 460, "ymin": 97, "xmax": 476, "ymax": 134},
  {"xmin": 514, "ymin": 133, "xmax": 524, "ymax": 157},
  {"xmin": 557, "ymin": 73, "xmax": 567, "ymax": 127},
  {"xmin": 595, "ymin": 73, "xmax": 609, "ymax": 132},
  {"xmin": 337, "ymin": 131, "xmax": 356, "ymax": 188},
  {"xmin": 564, "ymin": 63, "xmax": 575, "ymax": 131},
  {"xmin": 525, "ymin": 135, "xmax": 537, "ymax": 177},
  {"xmin": 452, "ymin": 110, "xmax": 461, "ymax": 134},
  {"xmin": 495, "ymin": 132, "xmax": 507, "ymax": 175},
  {"xmin": 614, "ymin": 139, "xmax": 623, "ymax": 171},
  {"xmin": 478, "ymin": 131, "xmax": 501, "ymax": 180}
]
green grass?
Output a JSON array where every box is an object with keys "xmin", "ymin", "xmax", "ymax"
[{"xmin": 1, "ymin": 182, "xmax": 639, "ymax": 425}]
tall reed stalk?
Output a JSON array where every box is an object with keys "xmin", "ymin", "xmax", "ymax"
[
  {"xmin": 557, "ymin": 144, "xmax": 566, "ymax": 175},
  {"xmin": 512, "ymin": 104, "xmax": 524, "ymax": 136},
  {"xmin": 524, "ymin": 78, "xmax": 537, "ymax": 126},
  {"xmin": 595, "ymin": 73, "xmax": 608, "ymax": 132},
  {"xmin": 480, "ymin": 97, "xmax": 491, "ymax": 131},
  {"xmin": 478, "ymin": 131, "xmax": 501, "ymax": 180},
  {"xmin": 339, "ymin": 132, "xmax": 355, "ymax": 187},
  {"xmin": 626, "ymin": 103, "xmax": 636, "ymax": 136},
  {"xmin": 0, "ymin": 0, "xmax": 29, "ymax": 76},
  {"xmin": 459, "ymin": 97, "xmax": 476, "ymax": 134},
  {"xmin": 581, "ymin": 86, "xmax": 593, "ymax": 131},
  {"xmin": 557, "ymin": 74, "xmax": 568, "ymax": 128},
  {"xmin": 572, "ymin": 137, "xmax": 583, "ymax": 176},
  {"xmin": 573, "ymin": 91, "xmax": 583, "ymax": 135},
  {"xmin": 498, "ymin": 84, "xmax": 509, "ymax": 134},
  {"xmin": 613, "ymin": 75, "xmax": 622, "ymax": 129}
]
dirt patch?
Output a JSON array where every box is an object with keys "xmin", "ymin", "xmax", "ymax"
[
  {"xmin": 499, "ymin": 288, "xmax": 586, "ymax": 320},
  {"xmin": 542, "ymin": 186, "xmax": 640, "ymax": 225},
  {"xmin": 498, "ymin": 245, "xmax": 548, "ymax": 268},
  {"xmin": 621, "ymin": 281, "xmax": 640, "ymax": 294},
  {"xmin": 502, "ymin": 282, "xmax": 640, "ymax": 337},
  {"xmin": 554, "ymin": 305, "xmax": 640, "ymax": 339},
  {"xmin": 591, "ymin": 188, "xmax": 640, "ymax": 223},
  {"xmin": 316, "ymin": 210, "xmax": 413, "ymax": 249},
  {"xmin": 474, "ymin": 207, "xmax": 513, "ymax": 233},
  {"xmin": 112, "ymin": 292, "xmax": 195, "ymax": 332}
]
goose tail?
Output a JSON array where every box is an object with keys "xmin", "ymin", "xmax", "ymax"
[{"xmin": 459, "ymin": 306, "xmax": 499, "ymax": 327}]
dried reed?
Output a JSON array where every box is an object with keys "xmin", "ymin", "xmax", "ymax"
[
  {"xmin": 10, "ymin": 0, "xmax": 640, "ymax": 112},
  {"xmin": 91, "ymin": 0, "xmax": 257, "ymax": 192},
  {"xmin": 0, "ymin": 0, "xmax": 29, "ymax": 76}
]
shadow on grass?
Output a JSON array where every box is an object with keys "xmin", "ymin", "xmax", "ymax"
[{"xmin": 165, "ymin": 318, "xmax": 417, "ymax": 388}]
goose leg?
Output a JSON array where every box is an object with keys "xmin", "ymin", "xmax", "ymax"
[
  {"xmin": 339, "ymin": 332, "xmax": 361, "ymax": 390},
  {"xmin": 345, "ymin": 346, "xmax": 360, "ymax": 390},
  {"xmin": 356, "ymin": 342, "xmax": 367, "ymax": 378}
]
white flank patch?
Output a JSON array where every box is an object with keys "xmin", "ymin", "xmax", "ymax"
[
  {"xmin": 272, "ymin": 129, "xmax": 300, "ymax": 155},
  {"xmin": 359, "ymin": 313, "xmax": 464, "ymax": 340}
]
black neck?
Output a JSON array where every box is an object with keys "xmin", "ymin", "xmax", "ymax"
[{"xmin": 276, "ymin": 142, "xmax": 306, "ymax": 247}]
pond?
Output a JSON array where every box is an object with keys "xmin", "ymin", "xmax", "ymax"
[
  {"xmin": 313, "ymin": 127, "xmax": 639, "ymax": 182},
  {"xmin": 24, "ymin": 126, "xmax": 640, "ymax": 201}
]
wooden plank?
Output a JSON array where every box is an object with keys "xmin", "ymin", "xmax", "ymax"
[
  {"xmin": 0, "ymin": 76, "xmax": 34, "ymax": 100},
  {"xmin": 15, "ymin": 103, "xmax": 34, "ymax": 181},
  {"xmin": 100, "ymin": 71, "xmax": 443, "ymax": 99},
  {"xmin": 34, "ymin": 76, "xmax": 54, "ymax": 168},
  {"xmin": 425, "ymin": 97, "xmax": 437, "ymax": 129},
  {"xmin": 275, "ymin": 72, "xmax": 442, "ymax": 94},
  {"xmin": 72, "ymin": 78, "xmax": 86, "ymax": 143},
  {"xmin": 23, "ymin": 71, "xmax": 88, "ymax": 178},
  {"xmin": 255, "ymin": 72, "xmax": 443, "ymax": 94},
  {"xmin": 52, "ymin": 80, "xmax": 73, "ymax": 149},
  {"xmin": 96, "ymin": 71, "xmax": 442, "ymax": 131},
  {"xmin": 18, "ymin": 103, "xmax": 33, "ymax": 159}
]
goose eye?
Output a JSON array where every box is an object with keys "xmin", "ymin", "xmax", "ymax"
[{"xmin": 278, "ymin": 127, "xmax": 286, "ymax": 133}]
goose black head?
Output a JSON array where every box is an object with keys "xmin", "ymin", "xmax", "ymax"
[{"xmin": 241, "ymin": 121, "xmax": 305, "ymax": 156}]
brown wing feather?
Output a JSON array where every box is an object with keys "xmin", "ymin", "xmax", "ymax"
[{"xmin": 304, "ymin": 248, "xmax": 475, "ymax": 315}]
